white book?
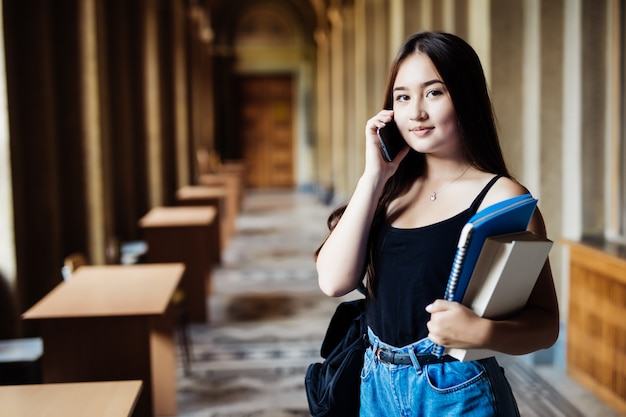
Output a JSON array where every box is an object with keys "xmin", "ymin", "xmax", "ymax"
[{"xmin": 445, "ymin": 231, "xmax": 553, "ymax": 362}]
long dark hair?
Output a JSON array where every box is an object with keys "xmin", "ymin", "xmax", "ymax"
[{"xmin": 317, "ymin": 32, "xmax": 512, "ymax": 295}]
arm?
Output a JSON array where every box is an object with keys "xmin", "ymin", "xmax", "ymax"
[
  {"xmin": 316, "ymin": 175, "xmax": 385, "ymax": 296},
  {"xmin": 316, "ymin": 110, "xmax": 409, "ymax": 297},
  {"xmin": 426, "ymin": 202, "xmax": 560, "ymax": 355}
]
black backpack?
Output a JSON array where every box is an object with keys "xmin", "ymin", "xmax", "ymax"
[{"xmin": 305, "ymin": 297, "xmax": 368, "ymax": 417}]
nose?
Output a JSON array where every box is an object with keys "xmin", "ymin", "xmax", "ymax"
[
  {"xmin": 410, "ymin": 100, "xmax": 427, "ymax": 121},
  {"xmin": 410, "ymin": 109, "xmax": 427, "ymax": 121}
]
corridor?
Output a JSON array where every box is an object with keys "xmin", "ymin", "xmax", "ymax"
[{"xmin": 173, "ymin": 189, "xmax": 619, "ymax": 417}]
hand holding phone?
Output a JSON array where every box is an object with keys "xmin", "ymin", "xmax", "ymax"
[{"xmin": 377, "ymin": 120, "xmax": 405, "ymax": 162}]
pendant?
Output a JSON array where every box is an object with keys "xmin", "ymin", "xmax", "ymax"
[{"xmin": 430, "ymin": 192, "xmax": 437, "ymax": 201}]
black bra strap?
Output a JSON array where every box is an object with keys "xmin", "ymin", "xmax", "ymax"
[{"xmin": 468, "ymin": 175, "xmax": 503, "ymax": 215}]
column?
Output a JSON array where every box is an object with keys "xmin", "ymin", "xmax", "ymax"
[
  {"xmin": 314, "ymin": 27, "xmax": 333, "ymax": 198},
  {"xmin": 172, "ymin": 0, "xmax": 191, "ymax": 189},
  {"xmin": 0, "ymin": 0, "xmax": 16, "ymax": 285},
  {"xmin": 489, "ymin": 0, "xmax": 523, "ymax": 175},
  {"xmin": 79, "ymin": 0, "xmax": 108, "ymax": 264},
  {"xmin": 144, "ymin": 0, "xmax": 164, "ymax": 207},
  {"xmin": 328, "ymin": 6, "xmax": 348, "ymax": 195}
]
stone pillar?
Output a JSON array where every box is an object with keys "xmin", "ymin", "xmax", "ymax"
[
  {"xmin": 0, "ymin": 0, "xmax": 16, "ymax": 286},
  {"xmin": 469, "ymin": 0, "xmax": 492, "ymax": 83},
  {"xmin": 354, "ymin": 0, "xmax": 368, "ymax": 185},
  {"xmin": 314, "ymin": 27, "xmax": 333, "ymax": 198},
  {"xmin": 538, "ymin": 0, "xmax": 564, "ymax": 292},
  {"xmin": 580, "ymin": 0, "xmax": 608, "ymax": 235},
  {"xmin": 561, "ymin": 0, "xmax": 584, "ymax": 241},
  {"xmin": 490, "ymin": 0, "xmax": 523, "ymax": 176},
  {"xmin": 79, "ymin": 0, "xmax": 108, "ymax": 264},
  {"xmin": 328, "ymin": 6, "xmax": 348, "ymax": 195},
  {"xmin": 521, "ymin": 0, "xmax": 541, "ymax": 193},
  {"xmin": 172, "ymin": 1, "xmax": 191, "ymax": 189},
  {"xmin": 4, "ymin": 0, "xmax": 62, "ymax": 315},
  {"xmin": 606, "ymin": 0, "xmax": 624, "ymax": 238},
  {"xmin": 354, "ymin": 0, "xmax": 391, "ymax": 185},
  {"xmin": 341, "ymin": 5, "xmax": 358, "ymax": 190},
  {"xmin": 144, "ymin": 0, "xmax": 164, "ymax": 207},
  {"xmin": 453, "ymin": 0, "xmax": 469, "ymax": 40},
  {"xmin": 389, "ymin": 0, "xmax": 404, "ymax": 52}
]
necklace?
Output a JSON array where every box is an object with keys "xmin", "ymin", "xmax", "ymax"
[{"xmin": 429, "ymin": 166, "xmax": 470, "ymax": 202}]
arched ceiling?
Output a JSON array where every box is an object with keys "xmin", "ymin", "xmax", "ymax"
[{"xmin": 205, "ymin": 0, "xmax": 322, "ymax": 46}]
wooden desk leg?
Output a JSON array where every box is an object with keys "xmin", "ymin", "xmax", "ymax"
[{"xmin": 150, "ymin": 308, "xmax": 177, "ymax": 416}]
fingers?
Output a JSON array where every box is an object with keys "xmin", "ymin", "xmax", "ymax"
[
  {"xmin": 366, "ymin": 110, "xmax": 394, "ymax": 134},
  {"xmin": 425, "ymin": 300, "xmax": 452, "ymax": 345},
  {"xmin": 426, "ymin": 301, "xmax": 455, "ymax": 346},
  {"xmin": 426, "ymin": 327, "xmax": 445, "ymax": 346},
  {"xmin": 426, "ymin": 301, "xmax": 484, "ymax": 348},
  {"xmin": 363, "ymin": 109, "xmax": 404, "ymax": 179},
  {"xmin": 425, "ymin": 299, "xmax": 451, "ymax": 313}
]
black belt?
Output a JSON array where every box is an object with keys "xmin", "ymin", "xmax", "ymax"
[{"xmin": 374, "ymin": 347, "xmax": 457, "ymax": 366}]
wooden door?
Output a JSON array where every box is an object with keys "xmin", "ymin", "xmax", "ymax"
[{"xmin": 236, "ymin": 75, "xmax": 294, "ymax": 188}]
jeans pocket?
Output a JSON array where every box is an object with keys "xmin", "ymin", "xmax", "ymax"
[
  {"xmin": 425, "ymin": 360, "xmax": 486, "ymax": 393},
  {"xmin": 360, "ymin": 347, "xmax": 376, "ymax": 381}
]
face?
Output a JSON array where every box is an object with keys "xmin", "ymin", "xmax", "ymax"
[{"xmin": 392, "ymin": 52, "xmax": 462, "ymax": 158}]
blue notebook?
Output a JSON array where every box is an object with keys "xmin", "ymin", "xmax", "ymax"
[{"xmin": 433, "ymin": 193, "xmax": 538, "ymax": 357}]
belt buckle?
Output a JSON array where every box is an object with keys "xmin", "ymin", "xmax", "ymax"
[{"xmin": 375, "ymin": 347, "xmax": 385, "ymax": 362}]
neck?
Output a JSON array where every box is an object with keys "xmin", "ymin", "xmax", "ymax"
[
  {"xmin": 423, "ymin": 164, "xmax": 471, "ymax": 202},
  {"xmin": 424, "ymin": 159, "xmax": 470, "ymax": 182}
]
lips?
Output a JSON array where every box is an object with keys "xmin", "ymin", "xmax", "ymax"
[{"xmin": 412, "ymin": 126, "xmax": 433, "ymax": 137}]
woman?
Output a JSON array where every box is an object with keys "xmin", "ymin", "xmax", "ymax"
[{"xmin": 315, "ymin": 32, "xmax": 559, "ymax": 416}]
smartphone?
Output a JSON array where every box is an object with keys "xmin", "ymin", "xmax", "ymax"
[{"xmin": 377, "ymin": 119, "xmax": 405, "ymax": 162}]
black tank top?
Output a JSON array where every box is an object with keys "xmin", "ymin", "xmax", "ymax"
[{"xmin": 366, "ymin": 175, "xmax": 502, "ymax": 347}]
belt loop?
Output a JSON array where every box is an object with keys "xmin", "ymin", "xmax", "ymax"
[
  {"xmin": 367, "ymin": 328, "xmax": 380, "ymax": 364},
  {"xmin": 408, "ymin": 349, "xmax": 423, "ymax": 374}
]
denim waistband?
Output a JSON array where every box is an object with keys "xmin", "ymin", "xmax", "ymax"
[{"xmin": 366, "ymin": 327, "xmax": 457, "ymax": 366}]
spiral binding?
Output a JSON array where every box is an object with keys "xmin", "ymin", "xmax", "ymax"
[{"xmin": 432, "ymin": 229, "xmax": 472, "ymax": 357}]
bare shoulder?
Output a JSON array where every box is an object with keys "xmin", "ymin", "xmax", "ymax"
[
  {"xmin": 482, "ymin": 176, "xmax": 550, "ymax": 236},
  {"xmin": 477, "ymin": 175, "xmax": 529, "ymax": 212}
]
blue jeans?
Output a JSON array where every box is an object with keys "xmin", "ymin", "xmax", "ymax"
[{"xmin": 360, "ymin": 328, "xmax": 520, "ymax": 417}]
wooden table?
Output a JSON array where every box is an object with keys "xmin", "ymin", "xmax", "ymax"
[
  {"xmin": 199, "ymin": 171, "xmax": 241, "ymax": 214},
  {"xmin": 138, "ymin": 206, "xmax": 217, "ymax": 323},
  {"xmin": 175, "ymin": 185, "xmax": 228, "ymax": 253},
  {"xmin": 219, "ymin": 161, "xmax": 245, "ymax": 206},
  {"xmin": 22, "ymin": 263, "xmax": 184, "ymax": 417},
  {"xmin": 0, "ymin": 380, "xmax": 142, "ymax": 417}
]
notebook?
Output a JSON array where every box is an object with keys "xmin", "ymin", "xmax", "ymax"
[
  {"xmin": 444, "ymin": 230, "xmax": 552, "ymax": 361},
  {"xmin": 443, "ymin": 193, "xmax": 538, "ymax": 303},
  {"xmin": 432, "ymin": 193, "xmax": 538, "ymax": 357}
]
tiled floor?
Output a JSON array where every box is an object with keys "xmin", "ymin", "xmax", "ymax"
[{"xmin": 176, "ymin": 189, "xmax": 621, "ymax": 417}]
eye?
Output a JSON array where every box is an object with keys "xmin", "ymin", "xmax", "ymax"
[
  {"xmin": 394, "ymin": 94, "xmax": 410, "ymax": 102},
  {"xmin": 426, "ymin": 89, "xmax": 444, "ymax": 98}
]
